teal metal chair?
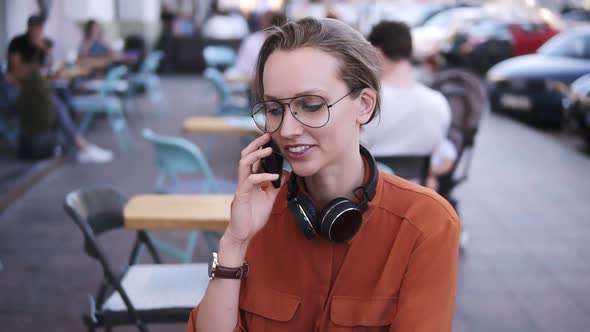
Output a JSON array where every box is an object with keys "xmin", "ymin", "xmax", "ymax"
[
  {"xmin": 71, "ymin": 65, "xmax": 129, "ymax": 150},
  {"xmin": 129, "ymin": 51, "xmax": 165, "ymax": 110},
  {"xmin": 203, "ymin": 45, "xmax": 236, "ymax": 69},
  {"xmin": 204, "ymin": 67, "xmax": 250, "ymax": 116},
  {"xmin": 142, "ymin": 128, "xmax": 236, "ymax": 263}
]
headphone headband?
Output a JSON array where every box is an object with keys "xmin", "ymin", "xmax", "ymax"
[{"xmin": 288, "ymin": 145, "xmax": 377, "ymax": 201}]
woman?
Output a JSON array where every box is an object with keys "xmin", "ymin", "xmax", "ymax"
[
  {"xmin": 188, "ymin": 17, "xmax": 460, "ymax": 331},
  {"xmin": 79, "ymin": 19, "xmax": 111, "ymax": 57}
]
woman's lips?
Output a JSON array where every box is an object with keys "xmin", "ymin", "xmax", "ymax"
[{"xmin": 285, "ymin": 145, "xmax": 313, "ymax": 159}]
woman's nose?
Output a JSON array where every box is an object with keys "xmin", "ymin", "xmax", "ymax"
[{"xmin": 278, "ymin": 106, "xmax": 303, "ymax": 138}]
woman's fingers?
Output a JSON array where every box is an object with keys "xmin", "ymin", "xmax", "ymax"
[
  {"xmin": 235, "ymin": 172, "xmax": 280, "ymax": 196},
  {"xmin": 237, "ymin": 135, "xmax": 274, "ymax": 186},
  {"xmin": 240, "ymin": 133, "xmax": 271, "ymax": 159}
]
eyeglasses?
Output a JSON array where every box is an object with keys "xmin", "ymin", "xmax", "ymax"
[{"xmin": 251, "ymin": 89, "xmax": 360, "ymax": 133}]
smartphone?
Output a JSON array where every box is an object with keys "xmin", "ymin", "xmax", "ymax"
[{"xmin": 261, "ymin": 141, "xmax": 283, "ymax": 189}]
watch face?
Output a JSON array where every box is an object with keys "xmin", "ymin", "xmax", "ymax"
[{"xmin": 208, "ymin": 252, "xmax": 218, "ymax": 278}]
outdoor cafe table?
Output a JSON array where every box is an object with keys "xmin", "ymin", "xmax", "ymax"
[
  {"xmin": 224, "ymin": 73, "xmax": 253, "ymax": 84},
  {"xmin": 46, "ymin": 65, "xmax": 92, "ymax": 81},
  {"xmin": 76, "ymin": 54, "xmax": 133, "ymax": 70},
  {"xmin": 124, "ymin": 194, "xmax": 233, "ymax": 231},
  {"xmin": 182, "ymin": 116, "xmax": 262, "ymax": 136}
]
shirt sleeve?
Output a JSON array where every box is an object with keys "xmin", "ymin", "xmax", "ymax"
[
  {"xmin": 430, "ymin": 138, "xmax": 458, "ymax": 169},
  {"xmin": 391, "ymin": 217, "xmax": 460, "ymax": 331},
  {"xmin": 186, "ymin": 305, "xmax": 247, "ymax": 332}
]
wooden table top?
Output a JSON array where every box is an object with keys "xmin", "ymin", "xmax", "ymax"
[
  {"xmin": 47, "ymin": 66, "xmax": 92, "ymax": 81},
  {"xmin": 76, "ymin": 55, "xmax": 130, "ymax": 70},
  {"xmin": 224, "ymin": 73, "xmax": 253, "ymax": 84},
  {"xmin": 124, "ymin": 194, "xmax": 233, "ymax": 231},
  {"xmin": 182, "ymin": 116, "xmax": 262, "ymax": 136}
]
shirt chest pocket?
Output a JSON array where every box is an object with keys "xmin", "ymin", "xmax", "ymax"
[
  {"xmin": 239, "ymin": 286, "xmax": 301, "ymax": 331},
  {"xmin": 329, "ymin": 296, "xmax": 398, "ymax": 332}
]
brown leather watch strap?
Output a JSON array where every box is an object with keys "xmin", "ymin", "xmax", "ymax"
[{"xmin": 213, "ymin": 262, "xmax": 250, "ymax": 279}]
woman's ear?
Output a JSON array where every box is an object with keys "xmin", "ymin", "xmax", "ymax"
[{"xmin": 357, "ymin": 88, "xmax": 377, "ymax": 125}]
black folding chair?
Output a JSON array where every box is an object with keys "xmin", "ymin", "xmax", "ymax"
[
  {"xmin": 64, "ymin": 186, "xmax": 208, "ymax": 332},
  {"xmin": 375, "ymin": 155, "xmax": 431, "ymax": 186}
]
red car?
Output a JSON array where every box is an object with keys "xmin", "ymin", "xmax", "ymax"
[{"xmin": 510, "ymin": 22, "xmax": 559, "ymax": 56}]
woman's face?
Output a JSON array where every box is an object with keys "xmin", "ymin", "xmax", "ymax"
[{"xmin": 262, "ymin": 47, "xmax": 374, "ymax": 177}]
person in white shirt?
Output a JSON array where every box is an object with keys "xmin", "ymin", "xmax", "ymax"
[
  {"xmin": 203, "ymin": 10, "xmax": 250, "ymax": 40},
  {"xmin": 363, "ymin": 20, "xmax": 454, "ymax": 189},
  {"xmin": 226, "ymin": 11, "xmax": 286, "ymax": 77}
]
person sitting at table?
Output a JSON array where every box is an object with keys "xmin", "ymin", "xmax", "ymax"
[
  {"xmin": 7, "ymin": 15, "xmax": 113, "ymax": 163},
  {"xmin": 188, "ymin": 17, "xmax": 461, "ymax": 332},
  {"xmin": 9, "ymin": 15, "xmax": 53, "ymax": 68},
  {"xmin": 363, "ymin": 20, "xmax": 453, "ymax": 190},
  {"xmin": 79, "ymin": 19, "xmax": 112, "ymax": 58}
]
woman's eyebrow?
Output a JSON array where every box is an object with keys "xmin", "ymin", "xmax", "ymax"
[{"xmin": 264, "ymin": 89, "xmax": 327, "ymax": 100}]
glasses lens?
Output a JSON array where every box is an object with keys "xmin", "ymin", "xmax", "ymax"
[
  {"xmin": 291, "ymin": 95, "xmax": 329, "ymax": 128},
  {"xmin": 252, "ymin": 101, "xmax": 283, "ymax": 133}
]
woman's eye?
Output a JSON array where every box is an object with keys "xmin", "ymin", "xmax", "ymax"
[
  {"xmin": 267, "ymin": 107, "xmax": 283, "ymax": 116},
  {"xmin": 302, "ymin": 103, "xmax": 323, "ymax": 112}
]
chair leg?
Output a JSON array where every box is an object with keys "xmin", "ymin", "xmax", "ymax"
[
  {"xmin": 107, "ymin": 110, "xmax": 128, "ymax": 151},
  {"xmin": 203, "ymin": 231, "xmax": 222, "ymax": 253},
  {"xmin": 143, "ymin": 235, "xmax": 163, "ymax": 264},
  {"xmin": 137, "ymin": 322, "xmax": 149, "ymax": 332},
  {"xmin": 78, "ymin": 112, "xmax": 95, "ymax": 134},
  {"xmin": 181, "ymin": 231, "xmax": 200, "ymax": 263},
  {"xmin": 149, "ymin": 236, "xmax": 190, "ymax": 262}
]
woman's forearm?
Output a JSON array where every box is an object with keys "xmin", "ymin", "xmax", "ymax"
[{"xmin": 194, "ymin": 236, "xmax": 249, "ymax": 332}]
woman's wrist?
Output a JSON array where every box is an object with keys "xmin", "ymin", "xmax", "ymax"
[{"xmin": 218, "ymin": 234, "xmax": 249, "ymax": 267}]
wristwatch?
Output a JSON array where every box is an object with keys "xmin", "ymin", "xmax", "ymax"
[{"xmin": 208, "ymin": 252, "xmax": 249, "ymax": 280}]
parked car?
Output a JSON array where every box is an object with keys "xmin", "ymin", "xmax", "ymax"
[
  {"xmin": 412, "ymin": 7, "xmax": 484, "ymax": 62},
  {"xmin": 560, "ymin": 7, "xmax": 590, "ymax": 28},
  {"xmin": 487, "ymin": 27, "xmax": 590, "ymax": 125},
  {"xmin": 359, "ymin": 3, "xmax": 465, "ymax": 35},
  {"xmin": 388, "ymin": 4, "xmax": 466, "ymax": 28},
  {"xmin": 443, "ymin": 18, "xmax": 558, "ymax": 73},
  {"xmin": 564, "ymin": 73, "xmax": 590, "ymax": 145}
]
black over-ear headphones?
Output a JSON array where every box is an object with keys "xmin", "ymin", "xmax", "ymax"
[{"xmin": 287, "ymin": 145, "xmax": 378, "ymax": 242}]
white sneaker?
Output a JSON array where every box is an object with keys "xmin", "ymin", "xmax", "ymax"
[{"xmin": 77, "ymin": 144, "xmax": 113, "ymax": 163}]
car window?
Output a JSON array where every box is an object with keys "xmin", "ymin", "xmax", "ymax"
[
  {"xmin": 469, "ymin": 21, "xmax": 511, "ymax": 39},
  {"xmin": 539, "ymin": 32, "xmax": 590, "ymax": 59},
  {"xmin": 423, "ymin": 10, "xmax": 454, "ymax": 28},
  {"xmin": 519, "ymin": 23, "xmax": 547, "ymax": 33}
]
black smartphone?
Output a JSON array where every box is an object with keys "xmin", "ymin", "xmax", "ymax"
[{"xmin": 261, "ymin": 141, "xmax": 283, "ymax": 188}]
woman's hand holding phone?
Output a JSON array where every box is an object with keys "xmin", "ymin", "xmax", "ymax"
[{"xmin": 223, "ymin": 133, "xmax": 285, "ymax": 247}]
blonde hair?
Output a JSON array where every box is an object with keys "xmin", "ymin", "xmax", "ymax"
[{"xmin": 254, "ymin": 17, "xmax": 381, "ymax": 123}]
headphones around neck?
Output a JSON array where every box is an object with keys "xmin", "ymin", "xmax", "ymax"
[{"xmin": 287, "ymin": 145, "xmax": 378, "ymax": 242}]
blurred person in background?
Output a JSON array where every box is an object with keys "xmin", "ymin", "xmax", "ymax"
[
  {"xmin": 156, "ymin": 4, "xmax": 177, "ymax": 73},
  {"xmin": 189, "ymin": 17, "xmax": 460, "ymax": 332},
  {"xmin": 364, "ymin": 20, "xmax": 454, "ymax": 190},
  {"xmin": 7, "ymin": 15, "xmax": 113, "ymax": 163},
  {"xmin": 202, "ymin": 6, "xmax": 249, "ymax": 40},
  {"xmin": 225, "ymin": 11, "xmax": 287, "ymax": 77},
  {"xmin": 8, "ymin": 15, "xmax": 53, "ymax": 70},
  {"xmin": 78, "ymin": 19, "xmax": 111, "ymax": 58}
]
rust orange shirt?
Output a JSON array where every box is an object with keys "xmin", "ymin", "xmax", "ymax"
[{"xmin": 188, "ymin": 171, "xmax": 461, "ymax": 331}]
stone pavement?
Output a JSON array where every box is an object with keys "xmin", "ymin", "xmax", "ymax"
[{"xmin": 0, "ymin": 76, "xmax": 589, "ymax": 331}]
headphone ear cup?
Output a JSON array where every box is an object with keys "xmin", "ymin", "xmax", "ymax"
[
  {"xmin": 317, "ymin": 198, "xmax": 362, "ymax": 242},
  {"xmin": 288, "ymin": 192, "xmax": 318, "ymax": 240}
]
